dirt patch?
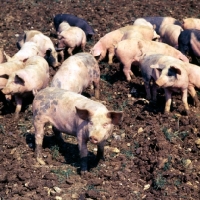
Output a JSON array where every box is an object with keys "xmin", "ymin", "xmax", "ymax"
[{"xmin": 0, "ymin": 0, "xmax": 200, "ymax": 199}]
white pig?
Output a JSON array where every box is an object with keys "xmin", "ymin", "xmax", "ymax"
[
  {"xmin": 33, "ymin": 87, "xmax": 123, "ymax": 172},
  {"xmin": 51, "ymin": 53, "xmax": 100, "ymax": 99}
]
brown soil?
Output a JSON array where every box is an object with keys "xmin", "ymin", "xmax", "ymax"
[{"xmin": 0, "ymin": 0, "xmax": 200, "ymax": 199}]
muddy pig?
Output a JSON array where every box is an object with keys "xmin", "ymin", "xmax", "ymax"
[
  {"xmin": 17, "ymin": 30, "xmax": 60, "ymax": 67},
  {"xmin": 4, "ymin": 42, "xmax": 40, "ymax": 62},
  {"xmin": 56, "ymin": 22, "xmax": 86, "ymax": 60},
  {"xmin": 33, "ymin": 87, "xmax": 123, "ymax": 172},
  {"xmin": 90, "ymin": 25, "xmax": 158, "ymax": 64},
  {"xmin": 178, "ymin": 29, "xmax": 200, "ymax": 63},
  {"xmin": 138, "ymin": 53, "xmax": 189, "ymax": 114},
  {"xmin": 51, "ymin": 53, "xmax": 100, "ymax": 99},
  {"xmin": 159, "ymin": 24, "xmax": 183, "ymax": 48},
  {"xmin": 53, "ymin": 14, "xmax": 95, "ymax": 40},
  {"xmin": 2, "ymin": 56, "xmax": 49, "ymax": 119},
  {"xmin": 114, "ymin": 38, "xmax": 189, "ymax": 81},
  {"xmin": 182, "ymin": 18, "xmax": 200, "ymax": 30}
]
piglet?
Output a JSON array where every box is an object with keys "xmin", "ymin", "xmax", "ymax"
[
  {"xmin": 33, "ymin": 87, "xmax": 123, "ymax": 173},
  {"xmin": 56, "ymin": 22, "xmax": 86, "ymax": 60},
  {"xmin": 51, "ymin": 52, "xmax": 100, "ymax": 99},
  {"xmin": 114, "ymin": 38, "xmax": 189, "ymax": 81},
  {"xmin": 2, "ymin": 56, "xmax": 49, "ymax": 119}
]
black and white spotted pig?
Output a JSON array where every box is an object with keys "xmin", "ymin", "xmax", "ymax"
[{"xmin": 33, "ymin": 87, "xmax": 123, "ymax": 173}]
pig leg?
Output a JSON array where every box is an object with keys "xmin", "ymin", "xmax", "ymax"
[
  {"xmin": 152, "ymin": 83, "xmax": 158, "ymax": 101},
  {"xmin": 34, "ymin": 120, "xmax": 46, "ymax": 165},
  {"xmin": 14, "ymin": 95, "xmax": 22, "ymax": 119},
  {"xmin": 123, "ymin": 64, "xmax": 133, "ymax": 82},
  {"xmin": 181, "ymin": 89, "xmax": 190, "ymax": 115},
  {"xmin": 67, "ymin": 47, "xmax": 75, "ymax": 56},
  {"xmin": 52, "ymin": 126, "xmax": 66, "ymax": 149},
  {"xmin": 93, "ymin": 81, "xmax": 100, "ymax": 99},
  {"xmin": 81, "ymin": 39, "xmax": 86, "ymax": 52},
  {"xmin": 144, "ymin": 81, "xmax": 152, "ymax": 100},
  {"xmin": 96, "ymin": 140, "xmax": 105, "ymax": 162},
  {"xmin": 77, "ymin": 131, "xmax": 89, "ymax": 172},
  {"xmin": 108, "ymin": 48, "xmax": 115, "ymax": 64},
  {"xmin": 164, "ymin": 88, "xmax": 172, "ymax": 113},
  {"xmin": 188, "ymin": 85, "xmax": 199, "ymax": 107}
]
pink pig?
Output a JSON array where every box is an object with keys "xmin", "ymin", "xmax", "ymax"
[
  {"xmin": 2, "ymin": 56, "xmax": 49, "ymax": 119},
  {"xmin": 51, "ymin": 52, "xmax": 100, "ymax": 99},
  {"xmin": 114, "ymin": 38, "xmax": 189, "ymax": 81},
  {"xmin": 182, "ymin": 18, "xmax": 200, "ymax": 30},
  {"xmin": 56, "ymin": 22, "xmax": 86, "ymax": 60},
  {"xmin": 148, "ymin": 54, "xmax": 200, "ymax": 108},
  {"xmin": 159, "ymin": 24, "xmax": 183, "ymax": 48},
  {"xmin": 90, "ymin": 25, "xmax": 158, "ymax": 64},
  {"xmin": 33, "ymin": 87, "xmax": 123, "ymax": 172}
]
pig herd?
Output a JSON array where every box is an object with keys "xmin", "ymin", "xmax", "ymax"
[{"xmin": 1, "ymin": 14, "xmax": 200, "ymax": 173}]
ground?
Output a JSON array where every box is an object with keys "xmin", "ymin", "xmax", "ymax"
[{"xmin": 0, "ymin": 0, "xmax": 200, "ymax": 199}]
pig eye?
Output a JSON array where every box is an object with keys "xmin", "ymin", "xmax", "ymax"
[{"xmin": 89, "ymin": 121, "xmax": 93, "ymax": 125}]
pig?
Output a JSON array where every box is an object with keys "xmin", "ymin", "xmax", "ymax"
[
  {"xmin": 4, "ymin": 42, "xmax": 40, "ymax": 62},
  {"xmin": 138, "ymin": 53, "xmax": 189, "ymax": 114},
  {"xmin": 53, "ymin": 14, "xmax": 95, "ymax": 40},
  {"xmin": 90, "ymin": 25, "xmax": 159, "ymax": 64},
  {"xmin": 182, "ymin": 18, "xmax": 200, "ymax": 30},
  {"xmin": 0, "ymin": 49, "xmax": 4, "ymax": 64},
  {"xmin": 114, "ymin": 38, "xmax": 189, "ymax": 81},
  {"xmin": 141, "ymin": 17, "xmax": 182, "ymax": 35},
  {"xmin": 57, "ymin": 21, "xmax": 71, "ymax": 34},
  {"xmin": 2, "ymin": 56, "xmax": 49, "ymax": 119},
  {"xmin": 33, "ymin": 87, "xmax": 123, "ymax": 172},
  {"xmin": 51, "ymin": 53, "xmax": 100, "ymax": 99},
  {"xmin": 56, "ymin": 22, "xmax": 86, "ymax": 59},
  {"xmin": 178, "ymin": 29, "xmax": 200, "ymax": 63},
  {"xmin": 16, "ymin": 30, "xmax": 60, "ymax": 67},
  {"xmin": 159, "ymin": 24, "xmax": 183, "ymax": 48},
  {"xmin": 140, "ymin": 53, "xmax": 200, "ymax": 111}
]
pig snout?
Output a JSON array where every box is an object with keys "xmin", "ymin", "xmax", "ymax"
[{"xmin": 89, "ymin": 136, "xmax": 99, "ymax": 144}]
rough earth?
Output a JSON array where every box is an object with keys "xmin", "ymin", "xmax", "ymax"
[{"xmin": 0, "ymin": 0, "xmax": 200, "ymax": 199}]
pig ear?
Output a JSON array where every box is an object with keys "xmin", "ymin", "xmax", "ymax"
[
  {"xmin": 153, "ymin": 24, "xmax": 156, "ymax": 30},
  {"xmin": 14, "ymin": 74, "xmax": 25, "ymax": 85},
  {"xmin": 170, "ymin": 66, "xmax": 181, "ymax": 75},
  {"xmin": 3, "ymin": 51, "xmax": 12, "ymax": 61},
  {"xmin": 107, "ymin": 111, "xmax": 123, "ymax": 125},
  {"xmin": 75, "ymin": 106, "xmax": 91, "ymax": 121}
]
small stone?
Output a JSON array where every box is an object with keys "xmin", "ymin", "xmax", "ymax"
[
  {"xmin": 144, "ymin": 184, "xmax": 150, "ymax": 190},
  {"xmin": 55, "ymin": 197, "xmax": 62, "ymax": 200},
  {"xmin": 195, "ymin": 138, "xmax": 200, "ymax": 145},
  {"xmin": 138, "ymin": 127, "xmax": 143, "ymax": 133},
  {"xmin": 127, "ymin": 143, "xmax": 131, "ymax": 147},
  {"xmin": 184, "ymin": 159, "xmax": 192, "ymax": 168},
  {"xmin": 112, "ymin": 147, "xmax": 120, "ymax": 153},
  {"xmin": 71, "ymin": 193, "xmax": 79, "ymax": 199},
  {"xmin": 54, "ymin": 187, "xmax": 62, "ymax": 193}
]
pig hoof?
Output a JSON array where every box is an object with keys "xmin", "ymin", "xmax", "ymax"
[{"xmin": 37, "ymin": 157, "xmax": 46, "ymax": 165}]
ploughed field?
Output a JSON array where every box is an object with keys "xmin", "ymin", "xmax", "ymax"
[{"xmin": 0, "ymin": 0, "xmax": 200, "ymax": 199}]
